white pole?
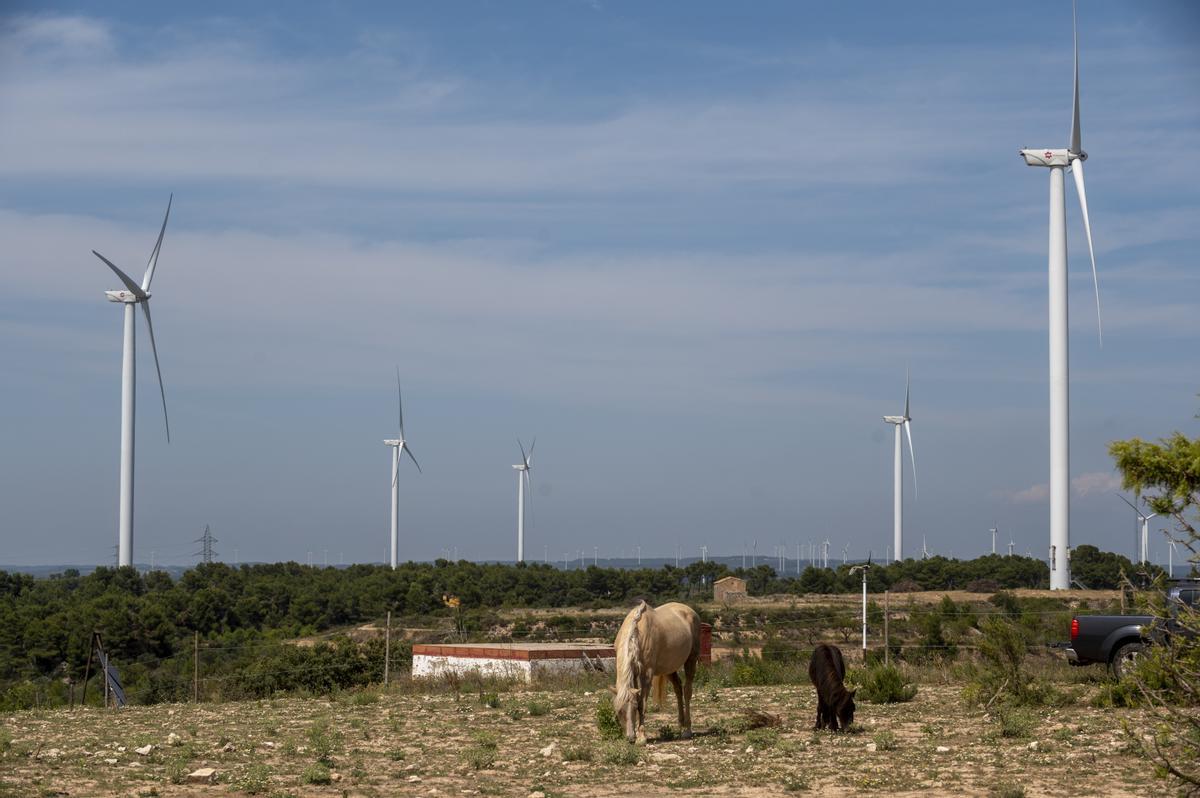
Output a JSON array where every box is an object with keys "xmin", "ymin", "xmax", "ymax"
[
  {"xmin": 893, "ymin": 422, "xmax": 903, "ymax": 563},
  {"xmin": 1048, "ymin": 165, "xmax": 1071, "ymax": 590},
  {"xmin": 390, "ymin": 446, "xmax": 399, "ymax": 570},
  {"xmin": 516, "ymin": 469, "xmax": 525, "ymax": 563},
  {"xmin": 118, "ymin": 303, "xmax": 136, "ymax": 568},
  {"xmin": 1140, "ymin": 518, "xmax": 1148, "ymax": 565},
  {"xmin": 861, "ymin": 568, "xmax": 868, "ymax": 652}
]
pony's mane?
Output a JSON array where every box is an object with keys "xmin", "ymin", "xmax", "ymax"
[{"xmin": 614, "ymin": 601, "xmax": 649, "ymax": 712}]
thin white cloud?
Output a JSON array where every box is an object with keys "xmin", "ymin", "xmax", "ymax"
[{"xmin": 1007, "ymin": 471, "xmax": 1123, "ymax": 504}]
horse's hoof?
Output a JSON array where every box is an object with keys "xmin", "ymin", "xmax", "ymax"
[{"xmin": 680, "ymin": 730, "xmax": 693, "ymax": 740}]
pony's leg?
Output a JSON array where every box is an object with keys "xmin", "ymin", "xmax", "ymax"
[
  {"xmin": 668, "ymin": 672, "xmax": 685, "ymax": 733},
  {"xmin": 681, "ymin": 657, "xmax": 696, "ymax": 739},
  {"xmin": 635, "ymin": 678, "xmax": 650, "ymax": 744},
  {"xmin": 814, "ymin": 699, "xmax": 826, "ymax": 731}
]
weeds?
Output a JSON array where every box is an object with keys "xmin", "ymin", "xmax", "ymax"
[
  {"xmin": 595, "ymin": 695, "xmax": 623, "ymax": 740},
  {"xmin": 993, "ymin": 707, "xmax": 1035, "ymax": 739},
  {"xmin": 561, "ymin": 744, "xmax": 593, "ymax": 762},
  {"xmin": 745, "ymin": 727, "xmax": 780, "ymax": 749},
  {"xmin": 872, "ymin": 729, "xmax": 898, "ymax": 751},
  {"xmin": 306, "ymin": 718, "xmax": 343, "ymax": 764},
  {"xmin": 299, "ymin": 762, "xmax": 331, "ymax": 785},
  {"xmin": 236, "ymin": 763, "xmax": 272, "ymax": 794},
  {"xmin": 989, "ymin": 784, "xmax": 1026, "ymax": 798},
  {"xmin": 599, "ymin": 740, "xmax": 639, "ymax": 765},
  {"xmin": 526, "ymin": 699, "xmax": 550, "ymax": 717}
]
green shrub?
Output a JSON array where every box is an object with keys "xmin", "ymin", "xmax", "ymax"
[
  {"xmin": 990, "ymin": 783, "xmax": 1026, "ymax": 798},
  {"xmin": 0, "ymin": 726, "xmax": 10, "ymax": 754},
  {"xmin": 994, "ymin": 707, "xmax": 1035, "ymax": 739},
  {"xmin": 300, "ymin": 763, "xmax": 331, "ymax": 785},
  {"xmin": 781, "ymin": 773, "xmax": 810, "ymax": 792},
  {"xmin": 856, "ymin": 664, "xmax": 917, "ymax": 703},
  {"xmin": 236, "ymin": 763, "xmax": 272, "ymax": 794},
  {"xmin": 595, "ymin": 695, "xmax": 623, "ymax": 740},
  {"xmin": 526, "ymin": 699, "xmax": 550, "ymax": 717},
  {"xmin": 479, "ymin": 691, "xmax": 500, "ymax": 708},
  {"xmin": 562, "ymin": 744, "xmax": 593, "ymax": 762},
  {"xmin": 306, "ymin": 719, "xmax": 342, "ymax": 763},
  {"xmin": 872, "ymin": 729, "xmax": 898, "ymax": 751},
  {"xmin": 745, "ymin": 727, "xmax": 780, "ymax": 749},
  {"xmin": 599, "ymin": 740, "xmax": 640, "ymax": 765},
  {"xmin": 463, "ymin": 746, "xmax": 496, "ymax": 770}
]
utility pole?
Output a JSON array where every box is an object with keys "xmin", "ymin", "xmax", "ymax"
[
  {"xmin": 849, "ymin": 559, "xmax": 872, "ymax": 658},
  {"xmin": 192, "ymin": 631, "xmax": 199, "ymax": 703}
]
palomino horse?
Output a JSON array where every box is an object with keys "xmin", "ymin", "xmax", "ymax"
[{"xmin": 610, "ymin": 600, "xmax": 701, "ymax": 743}]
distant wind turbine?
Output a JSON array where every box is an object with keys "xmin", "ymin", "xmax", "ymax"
[
  {"xmin": 990, "ymin": 524, "xmax": 999, "ymax": 556},
  {"xmin": 1019, "ymin": 1, "xmax": 1104, "ymax": 590},
  {"xmin": 513, "ymin": 439, "xmax": 535, "ymax": 562},
  {"xmin": 882, "ymin": 371, "xmax": 917, "ymax": 562},
  {"xmin": 91, "ymin": 195, "xmax": 173, "ymax": 568},
  {"xmin": 1118, "ymin": 495, "xmax": 1157, "ymax": 565},
  {"xmin": 383, "ymin": 369, "xmax": 421, "ymax": 570}
]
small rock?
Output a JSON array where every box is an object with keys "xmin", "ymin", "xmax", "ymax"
[
  {"xmin": 538, "ymin": 743, "xmax": 557, "ymax": 758},
  {"xmin": 745, "ymin": 745, "xmax": 754, "ymax": 754},
  {"xmin": 166, "ymin": 733, "xmax": 182, "ymax": 747},
  {"xmin": 866, "ymin": 742, "xmax": 877, "ymax": 752},
  {"xmin": 134, "ymin": 745, "xmax": 153, "ymax": 756},
  {"xmin": 43, "ymin": 748, "xmax": 61, "ymax": 759},
  {"xmin": 407, "ymin": 775, "xmax": 423, "ymax": 783},
  {"xmin": 221, "ymin": 742, "xmax": 235, "ymax": 753},
  {"xmin": 103, "ymin": 758, "xmax": 118, "ymax": 765},
  {"xmin": 1027, "ymin": 741, "xmax": 1039, "ymax": 751},
  {"xmin": 529, "ymin": 792, "xmax": 546, "ymax": 798},
  {"xmin": 262, "ymin": 741, "xmax": 276, "ymax": 749},
  {"xmin": 116, "ymin": 746, "xmax": 126, "ymax": 753},
  {"xmin": 935, "ymin": 746, "xmax": 950, "ymax": 753},
  {"xmin": 187, "ymin": 767, "xmax": 218, "ymax": 784},
  {"xmin": 127, "ymin": 761, "xmax": 142, "ymax": 768},
  {"xmin": 650, "ymin": 752, "xmax": 681, "ymax": 763},
  {"xmin": 331, "ymin": 772, "xmax": 342, "ymax": 782}
]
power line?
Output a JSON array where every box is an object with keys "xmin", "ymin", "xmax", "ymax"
[{"xmin": 194, "ymin": 525, "xmax": 218, "ymax": 564}]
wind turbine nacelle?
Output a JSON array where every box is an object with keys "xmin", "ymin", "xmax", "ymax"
[
  {"xmin": 105, "ymin": 289, "xmax": 144, "ymax": 303},
  {"xmin": 1019, "ymin": 148, "xmax": 1075, "ymax": 168},
  {"xmin": 383, "ymin": 439, "xmax": 401, "ymax": 446}
]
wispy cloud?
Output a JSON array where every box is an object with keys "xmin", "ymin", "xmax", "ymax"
[{"xmin": 1007, "ymin": 471, "xmax": 1123, "ymax": 504}]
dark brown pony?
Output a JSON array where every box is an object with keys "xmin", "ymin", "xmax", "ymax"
[{"xmin": 808, "ymin": 644, "xmax": 856, "ymax": 731}]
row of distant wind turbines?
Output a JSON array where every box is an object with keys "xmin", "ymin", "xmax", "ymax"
[{"xmin": 93, "ymin": 3, "xmax": 1115, "ymax": 588}]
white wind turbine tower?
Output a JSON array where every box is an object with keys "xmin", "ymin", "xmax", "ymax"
[
  {"xmin": 383, "ymin": 368, "xmax": 421, "ymax": 570},
  {"xmin": 990, "ymin": 524, "xmax": 999, "ymax": 555},
  {"xmin": 91, "ymin": 196, "xmax": 173, "ymax": 568},
  {"xmin": 1018, "ymin": 1, "xmax": 1104, "ymax": 590},
  {"xmin": 882, "ymin": 372, "xmax": 917, "ymax": 562},
  {"xmin": 513, "ymin": 439, "xmax": 535, "ymax": 562},
  {"xmin": 1118, "ymin": 495, "xmax": 1157, "ymax": 566}
]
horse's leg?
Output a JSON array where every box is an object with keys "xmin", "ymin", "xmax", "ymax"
[
  {"xmin": 681, "ymin": 656, "xmax": 696, "ymax": 739},
  {"xmin": 635, "ymin": 675, "xmax": 650, "ymax": 744},
  {"xmin": 668, "ymin": 672, "xmax": 685, "ymax": 734},
  {"xmin": 814, "ymin": 698, "xmax": 826, "ymax": 731}
]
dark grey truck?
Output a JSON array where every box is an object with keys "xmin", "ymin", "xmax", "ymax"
[{"xmin": 1066, "ymin": 581, "xmax": 1199, "ymax": 680}]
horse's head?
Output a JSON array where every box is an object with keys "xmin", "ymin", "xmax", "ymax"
[
  {"xmin": 610, "ymin": 684, "xmax": 640, "ymax": 742},
  {"xmin": 836, "ymin": 688, "xmax": 856, "ymax": 730}
]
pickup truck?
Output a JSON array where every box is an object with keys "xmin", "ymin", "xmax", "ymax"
[{"xmin": 1066, "ymin": 581, "xmax": 1198, "ymax": 680}]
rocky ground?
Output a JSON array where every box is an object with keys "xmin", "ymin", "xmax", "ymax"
[{"xmin": 0, "ymin": 667, "xmax": 1167, "ymax": 798}]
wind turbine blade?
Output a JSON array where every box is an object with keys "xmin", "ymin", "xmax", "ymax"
[
  {"xmin": 395, "ymin": 366, "xmax": 405, "ymax": 437},
  {"xmin": 1071, "ymin": 158, "xmax": 1102, "ymax": 346},
  {"xmin": 1117, "ymin": 494, "xmax": 1138, "ymax": 514},
  {"xmin": 517, "ymin": 438, "xmax": 528, "ymax": 467},
  {"xmin": 904, "ymin": 369, "xmax": 911, "ymax": 419},
  {"xmin": 1070, "ymin": 0, "xmax": 1081, "ymax": 155},
  {"xmin": 142, "ymin": 194, "xmax": 172, "ymax": 291},
  {"xmin": 140, "ymin": 301, "xmax": 170, "ymax": 443},
  {"xmin": 904, "ymin": 419, "xmax": 916, "ymax": 497},
  {"xmin": 93, "ymin": 251, "xmax": 147, "ymax": 299},
  {"xmin": 403, "ymin": 443, "xmax": 422, "ymax": 474},
  {"xmin": 527, "ymin": 437, "xmax": 536, "ymax": 468}
]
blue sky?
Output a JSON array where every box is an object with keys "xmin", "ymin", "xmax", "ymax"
[{"xmin": 1, "ymin": 1, "xmax": 1197, "ymax": 567}]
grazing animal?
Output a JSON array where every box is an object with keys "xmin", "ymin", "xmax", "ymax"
[
  {"xmin": 808, "ymin": 643, "xmax": 856, "ymax": 731},
  {"xmin": 610, "ymin": 600, "xmax": 701, "ymax": 743}
]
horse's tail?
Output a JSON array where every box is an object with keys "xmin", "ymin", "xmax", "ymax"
[{"xmin": 652, "ymin": 673, "xmax": 667, "ymax": 709}]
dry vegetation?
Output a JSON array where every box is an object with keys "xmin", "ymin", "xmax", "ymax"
[{"xmin": 0, "ymin": 656, "xmax": 1167, "ymax": 798}]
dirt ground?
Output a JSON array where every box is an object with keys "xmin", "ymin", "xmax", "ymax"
[{"xmin": 0, "ymin": 668, "xmax": 1167, "ymax": 798}]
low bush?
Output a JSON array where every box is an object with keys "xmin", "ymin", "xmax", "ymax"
[
  {"xmin": 856, "ymin": 665, "xmax": 917, "ymax": 704},
  {"xmin": 599, "ymin": 740, "xmax": 640, "ymax": 765},
  {"xmin": 872, "ymin": 729, "xmax": 898, "ymax": 751},
  {"xmin": 595, "ymin": 694, "xmax": 623, "ymax": 740},
  {"xmin": 300, "ymin": 763, "xmax": 331, "ymax": 785}
]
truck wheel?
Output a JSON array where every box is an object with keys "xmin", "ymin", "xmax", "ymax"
[{"xmin": 1111, "ymin": 642, "xmax": 1145, "ymax": 681}]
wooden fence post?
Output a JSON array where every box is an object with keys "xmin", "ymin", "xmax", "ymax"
[
  {"xmin": 193, "ymin": 631, "xmax": 199, "ymax": 703},
  {"xmin": 384, "ymin": 611, "xmax": 392, "ymax": 688},
  {"xmin": 884, "ymin": 590, "xmax": 891, "ymax": 667}
]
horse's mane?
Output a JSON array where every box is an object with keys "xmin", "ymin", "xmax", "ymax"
[{"xmin": 614, "ymin": 601, "xmax": 649, "ymax": 712}]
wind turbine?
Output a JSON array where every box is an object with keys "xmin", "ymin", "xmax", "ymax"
[
  {"xmin": 882, "ymin": 371, "xmax": 917, "ymax": 562},
  {"xmin": 1118, "ymin": 495, "xmax": 1157, "ymax": 566},
  {"xmin": 383, "ymin": 368, "xmax": 421, "ymax": 570},
  {"xmin": 91, "ymin": 195, "xmax": 173, "ymax": 568},
  {"xmin": 513, "ymin": 439, "xmax": 535, "ymax": 562},
  {"xmin": 1019, "ymin": 1, "xmax": 1104, "ymax": 590},
  {"xmin": 990, "ymin": 524, "xmax": 999, "ymax": 556}
]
